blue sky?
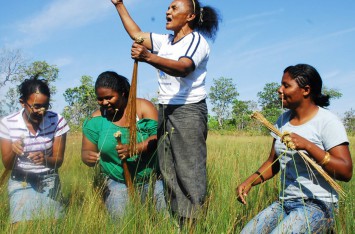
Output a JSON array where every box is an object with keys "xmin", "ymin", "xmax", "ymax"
[{"xmin": 1, "ymin": 0, "xmax": 354, "ymax": 117}]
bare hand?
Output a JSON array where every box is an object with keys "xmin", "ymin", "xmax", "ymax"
[
  {"xmin": 236, "ymin": 182, "xmax": 251, "ymax": 205},
  {"xmin": 12, "ymin": 139, "xmax": 24, "ymax": 156},
  {"xmin": 131, "ymin": 42, "xmax": 150, "ymax": 62},
  {"xmin": 111, "ymin": 0, "xmax": 123, "ymax": 5},
  {"xmin": 82, "ymin": 151, "xmax": 100, "ymax": 165},
  {"xmin": 283, "ymin": 132, "xmax": 310, "ymax": 150},
  {"xmin": 116, "ymin": 143, "xmax": 131, "ymax": 160},
  {"xmin": 27, "ymin": 151, "xmax": 45, "ymax": 165}
]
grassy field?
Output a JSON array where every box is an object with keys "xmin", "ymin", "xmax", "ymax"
[{"xmin": 0, "ymin": 134, "xmax": 354, "ymax": 233}]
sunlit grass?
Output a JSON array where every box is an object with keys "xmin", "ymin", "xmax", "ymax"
[{"xmin": 0, "ymin": 134, "xmax": 354, "ymax": 233}]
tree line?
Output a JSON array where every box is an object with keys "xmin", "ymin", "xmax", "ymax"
[
  {"xmin": 1, "ymin": 48, "xmax": 354, "ymax": 134},
  {"xmin": 208, "ymin": 77, "xmax": 354, "ymax": 135}
]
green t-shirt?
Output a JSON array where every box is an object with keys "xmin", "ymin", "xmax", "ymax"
[{"xmin": 82, "ymin": 116, "xmax": 158, "ymax": 184}]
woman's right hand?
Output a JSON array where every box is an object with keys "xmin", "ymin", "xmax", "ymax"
[
  {"xmin": 12, "ymin": 139, "xmax": 24, "ymax": 156},
  {"xmin": 82, "ymin": 150, "xmax": 100, "ymax": 167},
  {"xmin": 236, "ymin": 181, "xmax": 252, "ymax": 205}
]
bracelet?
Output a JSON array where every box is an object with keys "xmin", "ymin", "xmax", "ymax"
[
  {"xmin": 320, "ymin": 152, "xmax": 331, "ymax": 166},
  {"xmin": 255, "ymin": 171, "xmax": 265, "ymax": 183},
  {"xmin": 134, "ymin": 36, "xmax": 145, "ymax": 44}
]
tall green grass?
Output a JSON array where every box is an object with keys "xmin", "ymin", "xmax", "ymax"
[{"xmin": 0, "ymin": 134, "xmax": 354, "ymax": 233}]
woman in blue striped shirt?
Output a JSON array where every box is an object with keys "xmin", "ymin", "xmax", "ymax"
[{"xmin": 0, "ymin": 75, "xmax": 70, "ymax": 225}]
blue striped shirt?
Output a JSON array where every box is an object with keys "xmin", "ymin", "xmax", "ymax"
[{"xmin": 0, "ymin": 109, "xmax": 70, "ymax": 173}]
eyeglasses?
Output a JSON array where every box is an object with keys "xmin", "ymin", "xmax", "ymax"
[{"xmin": 25, "ymin": 102, "xmax": 51, "ymax": 111}]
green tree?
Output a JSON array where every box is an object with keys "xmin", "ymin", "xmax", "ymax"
[
  {"xmin": 343, "ymin": 108, "xmax": 355, "ymax": 134},
  {"xmin": 17, "ymin": 61, "xmax": 59, "ymax": 96},
  {"xmin": 5, "ymin": 88, "xmax": 18, "ymax": 114},
  {"xmin": 0, "ymin": 48, "xmax": 26, "ymax": 87},
  {"xmin": 257, "ymin": 82, "xmax": 281, "ymax": 110},
  {"xmin": 257, "ymin": 82, "xmax": 283, "ymax": 125},
  {"xmin": 322, "ymin": 86, "xmax": 342, "ymax": 100},
  {"xmin": 0, "ymin": 48, "xmax": 59, "ymax": 116},
  {"xmin": 62, "ymin": 75, "xmax": 97, "ymax": 129},
  {"xmin": 232, "ymin": 100, "xmax": 257, "ymax": 130},
  {"xmin": 256, "ymin": 82, "xmax": 344, "ymax": 133},
  {"xmin": 209, "ymin": 77, "xmax": 239, "ymax": 128},
  {"xmin": 207, "ymin": 114, "xmax": 219, "ymax": 130}
]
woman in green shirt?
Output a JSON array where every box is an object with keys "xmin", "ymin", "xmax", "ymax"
[{"xmin": 81, "ymin": 71, "xmax": 166, "ymax": 219}]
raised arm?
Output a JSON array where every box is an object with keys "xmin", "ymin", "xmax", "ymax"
[{"xmin": 111, "ymin": 0, "xmax": 151, "ymax": 49}]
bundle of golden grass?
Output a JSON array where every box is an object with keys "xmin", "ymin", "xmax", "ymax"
[
  {"xmin": 251, "ymin": 111, "xmax": 346, "ymax": 197},
  {"xmin": 125, "ymin": 37, "xmax": 145, "ymax": 160},
  {"xmin": 125, "ymin": 60, "xmax": 138, "ymax": 160}
]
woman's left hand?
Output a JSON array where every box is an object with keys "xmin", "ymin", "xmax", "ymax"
[
  {"xmin": 116, "ymin": 144, "xmax": 131, "ymax": 160},
  {"xmin": 27, "ymin": 151, "xmax": 45, "ymax": 165},
  {"xmin": 284, "ymin": 132, "xmax": 311, "ymax": 150}
]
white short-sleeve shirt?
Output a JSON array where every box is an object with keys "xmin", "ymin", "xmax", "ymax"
[
  {"xmin": 151, "ymin": 32, "xmax": 210, "ymax": 105},
  {"xmin": 0, "ymin": 109, "xmax": 70, "ymax": 173}
]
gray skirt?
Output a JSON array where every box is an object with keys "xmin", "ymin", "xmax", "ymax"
[{"xmin": 158, "ymin": 99, "xmax": 208, "ymax": 218}]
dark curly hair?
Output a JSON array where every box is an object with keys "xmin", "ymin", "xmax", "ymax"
[
  {"xmin": 18, "ymin": 74, "xmax": 50, "ymax": 101},
  {"xmin": 187, "ymin": 0, "xmax": 221, "ymax": 41}
]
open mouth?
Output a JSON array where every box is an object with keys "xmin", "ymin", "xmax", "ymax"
[{"xmin": 166, "ymin": 16, "xmax": 172, "ymax": 23}]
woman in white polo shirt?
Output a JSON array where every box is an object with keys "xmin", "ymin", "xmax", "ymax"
[
  {"xmin": 110, "ymin": 0, "xmax": 221, "ymax": 226},
  {"xmin": 0, "ymin": 75, "xmax": 69, "ymax": 224}
]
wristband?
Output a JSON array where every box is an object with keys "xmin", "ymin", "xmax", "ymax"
[{"xmin": 255, "ymin": 171, "xmax": 265, "ymax": 183}]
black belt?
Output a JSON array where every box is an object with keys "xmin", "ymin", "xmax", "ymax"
[{"xmin": 11, "ymin": 170, "xmax": 56, "ymax": 182}]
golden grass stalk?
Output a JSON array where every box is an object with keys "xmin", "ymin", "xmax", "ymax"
[
  {"xmin": 125, "ymin": 37, "xmax": 145, "ymax": 161},
  {"xmin": 125, "ymin": 60, "xmax": 138, "ymax": 159},
  {"xmin": 251, "ymin": 111, "xmax": 346, "ymax": 197}
]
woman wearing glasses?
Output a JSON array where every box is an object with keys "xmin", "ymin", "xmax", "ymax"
[{"xmin": 0, "ymin": 75, "xmax": 70, "ymax": 225}]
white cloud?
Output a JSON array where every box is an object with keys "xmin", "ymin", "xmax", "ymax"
[
  {"xmin": 228, "ymin": 9, "xmax": 284, "ymax": 25},
  {"xmin": 7, "ymin": 0, "xmax": 143, "ymax": 48},
  {"xmin": 51, "ymin": 57, "xmax": 73, "ymax": 68},
  {"xmin": 17, "ymin": 0, "xmax": 111, "ymax": 35}
]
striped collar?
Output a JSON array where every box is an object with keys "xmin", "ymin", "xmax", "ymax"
[{"xmin": 10, "ymin": 109, "xmax": 57, "ymax": 136}]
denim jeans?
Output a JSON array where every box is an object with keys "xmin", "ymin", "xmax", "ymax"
[
  {"xmin": 104, "ymin": 179, "xmax": 166, "ymax": 219},
  {"xmin": 158, "ymin": 100, "xmax": 208, "ymax": 218},
  {"xmin": 8, "ymin": 172, "xmax": 63, "ymax": 223},
  {"xmin": 241, "ymin": 199, "xmax": 337, "ymax": 234}
]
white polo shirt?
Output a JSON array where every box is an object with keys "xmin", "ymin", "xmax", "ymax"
[
  {"xmin": 151, "ymin": 32, "xmax": 210, "ymax": 105},
  {"xmin": 0, "ymin": 109, "xmax": 70, "ymax": 173}
]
